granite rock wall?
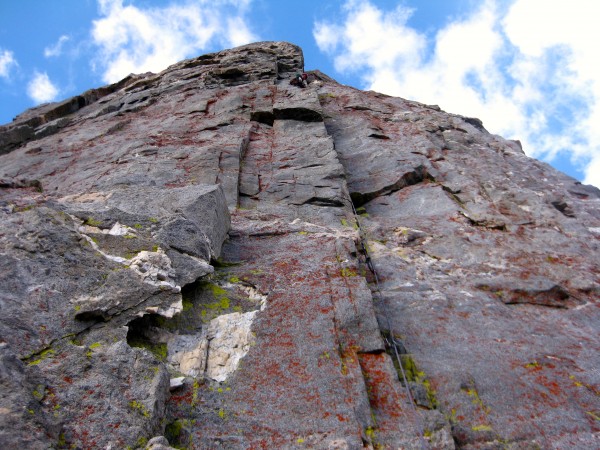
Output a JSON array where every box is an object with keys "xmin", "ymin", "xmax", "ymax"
[{"xmin": 0, "ymin": 42, "xmax": 598, "ymax": 449}]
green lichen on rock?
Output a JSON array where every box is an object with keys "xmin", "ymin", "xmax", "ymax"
[
  {"xmin": 212, "ymin": 257, "xmax": 240, "ymax": 268},
  {"xmin": 586, "ymin": 411, "xmax": 600, "ymax": 421},
  {"xmin": 400, "ymin": 354, "xmax": 438, "ymax": 409},
  {"xmin": 129, "ymin": 400, "xmax": 150, "ymax": 417},
  {"xmin": 182, "ymin": 293, "xmax": 194, "ymax": 312},
  {"xmin": 198, "ymin": 282, "xmax": 232, "ymax": 323},
  {"xmin": 462, "ymin": 383, "xmax": 491, "ymax": 414},
  {"xmin": 128, "ymin": 338, "xmax": 168, "ymax": 361},
  {"xmin": 84, "ymin": 217, "xmax": 102, "ymax": 227},
  {"xmin": 32, "ymin": 385, "xmax": 45, "ymax": 401},
  {"xmin": 364, "ymin": 425, "xmax": 381, "ymax": 448},
  {"xmin": 191, "ymin": 379, "xmax": 202, "ymax": 407},
  {"xmin": 340, "ymin": 267, "xmax": 357, "ymax": 277},
  {"xmin": 165, "ymin": 418, "xmax": 193, "ymax": 450},
  {"xmin": 27, "ymin": 348, "xmax": 55, "ymax": 366},
  {"xmin": 318, "ymin": 92, "xmax": 336, "ymax": 100}
]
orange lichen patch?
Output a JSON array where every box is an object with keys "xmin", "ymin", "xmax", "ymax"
[{"xmin": 358, "ymin": 352, "xmax": 412, "ymax": 428}]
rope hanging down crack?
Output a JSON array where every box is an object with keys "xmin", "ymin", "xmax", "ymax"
[{"xmin": 346, "ymin": 198, "xmax": 430, "ymax": 450}]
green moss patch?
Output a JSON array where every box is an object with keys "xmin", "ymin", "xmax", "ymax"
[{"xmin": 399, "ymin": 354, "xmax": 438, "ymax": 409}]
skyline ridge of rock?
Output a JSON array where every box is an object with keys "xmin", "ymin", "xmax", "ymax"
[{"xmin": 0, "ymin": 41, "xmax": 598, "ymax": 449}]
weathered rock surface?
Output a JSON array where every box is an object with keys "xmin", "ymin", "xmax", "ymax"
[{"xmin": 0, "ymin": 41, "xmax": 598, "ymax": 449}]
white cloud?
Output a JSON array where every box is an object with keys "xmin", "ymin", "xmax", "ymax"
[
  {"xmin": 0, "ymin": 48, "xmax": 17, "ymax": 79},
  {"xmin": 91, "ymin": 0, "xmax": 258, "ymax": 84},
  {"xmin": 27, "ymin": 71, "xmax": 59, "ymax": 104},
  {"xmin": 315, "ymin": 1, "xmax": 424, "ymax": 74},
  {"xmin": 226, "ymin": 16, "xmax": 256, "ymax": 47},
  {"xmin": 44, "ymin": 35, "xmax": 70, "ymax": 58},
  {"xmin": 313, "ymin": 0, "xmax": 600, "ymax": 187}
]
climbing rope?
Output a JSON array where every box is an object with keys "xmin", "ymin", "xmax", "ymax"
[{"xmin": 346, "ymin": 198, "xmax": 430, "ymax": 450}]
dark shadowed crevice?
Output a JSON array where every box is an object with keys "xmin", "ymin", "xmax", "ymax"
[
  {"xmin": 213, "ymin": 67, "xmax": 247, "ymax": 80},
  {"xmin": 125, "ymin": 267, "xmax": 265, "ymax": 357},
  {"xmin": 273, "ymin": 107, "xmax": 323, "ymax": 122},
  {"xmin": 503, "ymin": 286, "xmax": 573, "ymax": 308},
  {"xmin": 250, "ymin": 111, "xmax": 275, "ymax": 126},
  {"xmin": 368, "ymin": 133, "xmax": 390, "ymax": 140},
  {"xmin": 458, "ymin": 211, "xmax": 507, "ymax": 231},
  {"xmin": 350, "ymin": 166, "xmax": 432, "ymax": 207},
  {"xmin": 302, "ymin": 196, "xmax": 345, "ymax": 207},
  {"xmin": 125, "ymin": 282, "xmax": 204, "ymax": 356},
  {"xmin": 476, "ymin": 281, "xmax": 580, "ymax": 308},
  {"xmin": 181, "ymin": 54, "xmax": 220, "ymax": 69},
  {"xmin": 462, "ymin": 116, "xmax": 485, "ymax": 131},
  {"xmin": 74, "ymin": 310, "xmax": 110, "ymax": 323},
  {"xmin": 0, "ymin": 178, "xmax": 43, "ymax": 192},
  {"xmin": 126, "ymin": 314, "xmax": 169, "ymax": 361},
  {"xmin": 550, "ymin": 199, "xmax": 576, "ymax": 218}
]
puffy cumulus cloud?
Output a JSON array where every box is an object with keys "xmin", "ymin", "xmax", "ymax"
[
  {"xmin": 226, "ymin": 16, "xmax": 256, "ymax": 47},
  {"xmin": 27, "ymin": 72, "xmax": 59, "ymax": 104},
  {"xmin": 314, "ymin": 1, "xmax": 424, "ymax": 74},
  {"xmin": 0, "ymin": 48, "xmax": 17, "ymax": 79},
  {"xmin": 44, "ymin": 35, "xmax": 71, "ymax": 58},
  {"xmin": 314, "ymin": 0, "xmax": 600, "ymax": 187},
  {"xmin": 92, "ymin": 0, "xmax": 258, "ymax": 84}
]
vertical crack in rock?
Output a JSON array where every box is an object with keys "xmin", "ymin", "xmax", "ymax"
[
  {"xmin": 234, "ymin": 123, "xmax": 256, "ymax": 209},
  {"xmin": 317, "ymin": 78, "xmax": 600, "ymax": 450}
]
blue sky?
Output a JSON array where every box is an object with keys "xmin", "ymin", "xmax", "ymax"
[{"xmin": 1, "ymin": 0, "xmax": 599, "ymax": 187}]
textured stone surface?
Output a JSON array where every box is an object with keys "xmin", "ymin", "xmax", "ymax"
[
  {"xmin": 0, "ymin": 41, "xmax": 598, "ymax": 449},
  {"xmin": 319, "ymin": 84, "xmax": 600, "ymax": 449}
]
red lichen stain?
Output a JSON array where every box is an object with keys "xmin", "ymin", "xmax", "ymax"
[
  {"xmin": 169, "ymin": 390, "xmax": 193, "ymax": 405},
  {"xmin": 79, "ymin": 405, "xmax": 95, "ymax": 420},
  {"xmin": 358, "ymin": 352, "xmax": 403, "ymax": 421},
  {"xmin": 535, "ymin": 375, "xmax": 562, "ymax": 398},
  {"xmin": 63, "ymin": 376, "xmax": 73, "ymax": 384}
]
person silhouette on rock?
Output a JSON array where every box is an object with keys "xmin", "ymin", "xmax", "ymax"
[{"xmin": 290, "ymin": 72, "xmax": 308, "ymax": 88}]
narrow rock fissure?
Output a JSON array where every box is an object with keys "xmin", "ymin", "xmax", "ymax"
[
  {"xmin": 235, "ymin": 125, "xmax": 254, "ymax": 209},
  {"xmin": 352, "ymin": 217, "xmax": 437, "ymax": 412},
  {"xmin": 349, "ymin": 166, "xmax": 432, "ymax": 207},
  {"xmin": 458, "ymin": 211, "xmax": 508, "ymax": 231},
  {"xmin": 320, "ymin": 126, "xmax": 434, "ymax": 447},
  {"xmin": 302, "ymin": 196, "xmax": 345, "ymax": 207}
]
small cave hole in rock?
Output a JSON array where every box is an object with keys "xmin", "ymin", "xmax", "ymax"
[{"xmin": 126, "ymin": 314, "xmax": 170, "ymax": 361}]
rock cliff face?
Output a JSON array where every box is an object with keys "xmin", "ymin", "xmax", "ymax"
[{"xmin": 0, "ymin": 42, "xmax": 598, "ymax": 449}]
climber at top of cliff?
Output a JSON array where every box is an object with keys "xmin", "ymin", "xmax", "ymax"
[{"xmin": 290, "ymin": 72, "xmax": 308, "ymax": 88}]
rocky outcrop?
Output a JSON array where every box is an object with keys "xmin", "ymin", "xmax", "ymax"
[{"xmin": 0, "ymin": 42, "xmax": 598, "ymax": 449}]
